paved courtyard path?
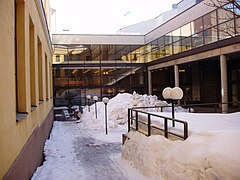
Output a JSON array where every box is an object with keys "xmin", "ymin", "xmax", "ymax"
[{"xmin": 31, "ymin": 121, "xmax": 131, "ymax": 180}]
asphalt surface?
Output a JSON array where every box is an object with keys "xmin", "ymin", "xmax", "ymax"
[{"xmin": 73, "ymin": 136, "xmax": 128, "ymax": 180}]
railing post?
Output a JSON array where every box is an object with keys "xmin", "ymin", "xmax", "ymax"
[
  {"xmin": 184, "ymin": 122, "xmax": 188, "ymax": 140},
  {"xmin": 171, "ymin": 102, "xmax": 175, "ymax": 127},
  {"xmin": 131, "ymin": 109, "xmax": 133, "ymax": 124},
  {"xmin": 128, "ymin": 108, "xmax": 130, "ymax": 132},
  {"xmin": 135, "ymin": 111, "xmax": 138, "ymax": 131},
  {"xmin": 147, "ymin": 114, "xmax": 151, "ymax": 136},
  {"xmin": 239, "ymin": 101, "xmax": 240, "ymax": 111},
  {"xmin": 164, "ymin": 118, "xmax": 168, "ymax": 139}
]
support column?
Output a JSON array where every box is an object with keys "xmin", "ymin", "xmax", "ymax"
[
  {"xmin": 148, "ymin": 70, "xmax": 152, "ymax": 95},
  {"xmin": 174, "ymin": 64, "xmax": 179, "ymax": 87},
  {"xmin": 220, "ymin": 54, "xmax": 228, "ymax": 113},
  {"xmin": 174, "ymin": 64, "xmax": 180, "ymax": 105}
]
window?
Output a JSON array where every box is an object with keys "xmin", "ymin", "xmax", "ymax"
[
  {"xmin": 234, "ymin": 1, "xmax": 240, "ymax": 16},
  {"xmin": 165, "ymin": 33, "xmax": 172, "ymax": 44},
  {"xmin": 45, "ymin": 54, "xmax": 49, "ymax": 100},
  {"xmin": 38, "ymin": 37, "xmax": 43, "ymax": 102},
  {"xmin": 203, "ymin": 11, "xmax": 217, "ymax": 30},
  {"xmin": 49, "ymin": 63, "xmax": 53, "ymax": 98},
  {"xmin": 151, "ymin": 40, "xmax": 159, "ymax": 61},
  {"xmin": 56, "ymin": 55, "xmax": 60, "ymax": 62},
  {"xmin": 181, "ymin": 23, "xmax": 192, "ymax": 38},
  {"xmin": 203, "ymin": 27, "xmax": 218, "ymax": 44},
  {"xmin": 191, "ymin": 17, "xmax": 203, "ymax": 34},
  {"xmin": 192, "ymin": 32, "xmax": 204, "ymax": 47},
  {"xmin": 16, "ymin": 1, "xmax": 28, "ymax": 114},
  {"xmin": 236, "ymin": 17, "xmax": 240, "ymax": 35},
  {"xmin": 165, "ymin": 33, "xmax": 173, "ymax": 56},
  {"xmin": 172, "ymin": 28, "xmax": 181, "ymax": 42},
  {"xmin": 218, "ymin": 20, "xmax": 235, "ymax": 40},
  {"xmin": 218, "ymin": 5, "xmax": 234, "ymax": 24},
  {"xmin": 29, "ymin": 16, "xmax": 37, "ymax": 108},
  {"xmin": 173, "ymin": 41, "xmax": 182, "ymax": 54},
  {"xmin": 182, "ymin": 37, "xmax": 192, "ymax": 51}
]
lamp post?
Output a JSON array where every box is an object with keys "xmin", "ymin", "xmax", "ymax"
[
  {"xmin": 102, "ymin": 97, "xmax": 109, "ymax": 135},
  {"xmin": 162, "ymin": 87, "xmax": 183, "ymax": 127},
  {"xmin": 93, "ymin": 96, "xmax": 98, "ymax": 119},
  {"xmin": 86, "ymin": 95, "xmax": 91, "ymax": 112}
]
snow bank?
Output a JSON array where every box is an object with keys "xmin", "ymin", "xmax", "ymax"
[
  {"xmin": 80, "ymin": 92, "xmax": 187, "ymax": 130},
  {"xmin": 122, "ymin": 112, "xmax": 240, "ymax": 180},
  {"xmin": 122, "ymin": 130, "xmax": 240, "ymax": 180}
]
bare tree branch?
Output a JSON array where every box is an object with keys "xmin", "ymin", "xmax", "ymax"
[{"xmin": 205, "ymin": 0, "xmax": 240, "ymax": 18}]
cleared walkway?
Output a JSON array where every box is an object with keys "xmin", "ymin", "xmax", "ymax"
[{"xmin": 31, "ymin": 122, "xmax": 130, "ymax": 180}]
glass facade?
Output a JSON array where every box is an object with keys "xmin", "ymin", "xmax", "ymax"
[
  {"xmin": 52, "ymin": 2, "xmax": 240, "ymax": 107},
  {"xmin": 53, "ymin": 44, "xmax": 147, "ymax": 107},
  {"xmin": 135, "ymin": 3, "xmax": 240, "ymax": 62}
]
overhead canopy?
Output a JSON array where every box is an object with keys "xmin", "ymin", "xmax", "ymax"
[{"xmin": 52, "ymin": 34, "xmax": 145, "ymax": 45}]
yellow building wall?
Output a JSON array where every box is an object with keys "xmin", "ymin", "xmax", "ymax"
[{"xmin": 0, "ymin": 0, "xmax": 53, "ymax": 178}]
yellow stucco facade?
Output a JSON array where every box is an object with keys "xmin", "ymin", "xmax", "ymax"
[{"xmin": 0, "ymin": 0, "xmax": 53, "ymax": 179}]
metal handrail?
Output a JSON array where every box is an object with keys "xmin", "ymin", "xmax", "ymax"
[
  {"xmin": 130, "ymin": 101, "xmax": 240, "ymax": 113},
  {"xmin": 128, "ymin": 108, "xmax": 188, "ymax": 140}
]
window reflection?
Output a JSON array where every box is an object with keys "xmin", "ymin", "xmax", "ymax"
[
  {"xmin": 191, "ymin": 17, "xmax": 203, "ymax": 34},
  {"xmin": 218, "ymin": 5, "xmax": 234, "ymax": 24},
  {"xmin": 173, "ymin": 41, "xmax": 181, "ymax": 54},
  {"xmin": 165, "ymin": 33, "xmax": 172, "ymax": 44},
  {"xmin": 218, "ymin": 20, "xmax": 235, "ymax": 40},
  {"xmin": 53, "ymin": 2, "xmax": 239, "ymax": 107},
  {"xmin": 204, "ymin": 26, "xmax": 218, "ymax": 44},
  {"xmin": 192, "ymin": 32, "xmax": 204, "ymax": 47},
  {"xmin": 236, "ymin": 17, "xmax": 240, "ymax": 35},
  {"xmin": 203, "ymin": 11, "xmax": 217, "ymax": 29},
  {"xmin": 182, "ymin": 37, "xmax": 192, "ymax": 51},
  {"xmin": 181, "ymin": 23, "xmax": 191, "ymax": 38},
  {"xmin": 172, "ymin": 28, "xmax": 181, "ymax": 42}
]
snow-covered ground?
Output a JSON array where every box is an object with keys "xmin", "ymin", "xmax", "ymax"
[{"xmin": 32, "ymin": 92, "xmax": 240, "ymax": 180}]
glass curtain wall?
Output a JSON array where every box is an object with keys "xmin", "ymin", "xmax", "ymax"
[
  {"xmin": 53, "ymin": 44, "xmax": 146, "ymax": 107},
  {"xmin": 136, "ymin": 2, "xmax": 240, "ymax": 62}
]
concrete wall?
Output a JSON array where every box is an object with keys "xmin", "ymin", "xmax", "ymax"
[{"xmin": 0, "ymin": 0, "xmax": 53, "ymax": 179}]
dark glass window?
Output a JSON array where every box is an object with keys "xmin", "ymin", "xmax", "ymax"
[{"xmin": 182, "ymin": 37, "xmax": 192, "ymax": 51}]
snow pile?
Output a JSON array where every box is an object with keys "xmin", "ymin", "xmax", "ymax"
[
  {"xmin": 81, "ymin": 92, "xmax": 188, "ymax": 130},
  {"xmin": 32, "ymin": 92, "xmax": 240, "ymax": 180},
  {"xmin": 32, "ymin": 122, "xmax": 85, "ymax": 180},
  {"xmin": 122, "ymin": 113, "xmax": 240, "ymax": 180}
]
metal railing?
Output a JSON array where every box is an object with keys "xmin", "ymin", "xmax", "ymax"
[
  {"xmin": 130, "ymin": 101, "xmax": 240, "ymax": 114},
  {"xmin": 128, "ymin": 107, "xmax": 188, "ymax": 140}
]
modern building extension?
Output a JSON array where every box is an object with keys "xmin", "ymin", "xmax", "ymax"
[
  {"xmin": 0, "ymin": 0, "xmax": 53, "ymax": 179},
  {"xmin": 52, "ymin": 0, "xmax": 240, "ymax": 113}
]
